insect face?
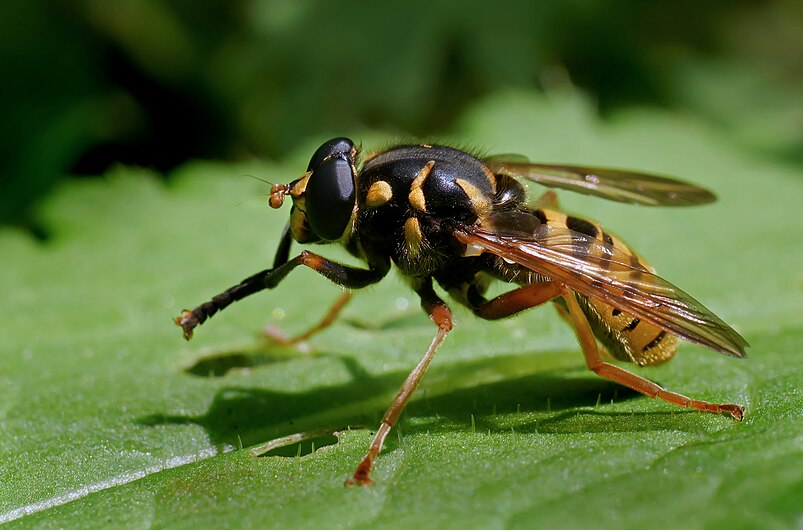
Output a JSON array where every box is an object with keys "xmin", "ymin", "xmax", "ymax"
[{"xmin": 269, "ymin": 137, "xmax": 359, "ymax": 243}]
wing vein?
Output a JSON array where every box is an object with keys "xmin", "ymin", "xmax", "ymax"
[{"xmin": 454, "ymin": 221, "xmax": 747, "ymax": 358}]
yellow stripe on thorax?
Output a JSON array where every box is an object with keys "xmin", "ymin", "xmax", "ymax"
[{"xmin": 408, "ymin": 160, "xmax": 434, "ymax": 212}]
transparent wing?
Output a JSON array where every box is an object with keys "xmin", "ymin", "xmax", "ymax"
[
  {"xmin": 453, "ymin": 215, "xmax": 747, "ymax": 357},
  {"xmin": 485, "ymin": 156, "xmax": 716, "ymax": 206}
]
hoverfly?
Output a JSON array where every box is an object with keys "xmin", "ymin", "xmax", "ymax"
[{"xmin": 175, "ymin": 138, "xmax": 747, "ymax": 486}]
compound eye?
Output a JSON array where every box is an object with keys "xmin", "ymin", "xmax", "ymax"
[
  {"xmin": 305, "ymin": 157, "xmax": 356, "ymax": 241},
  {"xmin": 307, "ymin": 137, "xmax": 355, "ymax": 171}
]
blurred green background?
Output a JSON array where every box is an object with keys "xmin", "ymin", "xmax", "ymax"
[{"xmin": 2, "ymin": 0, "xmax": 801, "ymax": 236}]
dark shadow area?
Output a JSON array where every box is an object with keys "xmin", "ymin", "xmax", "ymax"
[
  {"xmin": 403, "ymin": 371, "xmax": 637, "ymax": 434},
  {"xmin": 526, "ymin": 408, "xmax": 706, "ymax": 434},
  {"xmin": 142, "ymin": 351, "xmax": 404, "ymax": 450},
  {"xmin": 183, "ymin": 315, "xmax": 429, "ymax": 377},
  {"xmin": 141, "ymin": 347, "xmax": 694, "ymax": 453},
  {"xmin": 184, "ymin": 349, "xmax": 299, "ymax": 378}
]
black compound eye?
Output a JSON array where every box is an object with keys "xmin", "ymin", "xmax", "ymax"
[
  {"xmin": 307, "ymin": 137, "xmax": 355, "ymax": 171},
  {"xmin": 305, "ymin": 156, "xmax": 356, "ymax": 241}
]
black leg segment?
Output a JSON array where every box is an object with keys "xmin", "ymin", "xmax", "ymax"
[
  {"xmin": 175, "ymin": 251, "xmax": 390, "ymax": 340},
  {"xmin": 272, "ymin": 223, "xmax": 293, "ymax": 268}
]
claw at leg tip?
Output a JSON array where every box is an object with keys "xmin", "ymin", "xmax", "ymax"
[
  {"xmin": 173, "ymin": 311, "xmax": 195, "ymax": 341},
  {"xmin": 344, "ymin": 462, "xmax": 374, "ymax": 487},
  {"xmin": 721, "ymin": 404, "xmax": 744, "ymax": 421}
]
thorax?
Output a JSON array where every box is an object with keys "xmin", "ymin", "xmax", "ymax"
[{"xmin": 354, "ymin": 145, "xmax": 498, "ymax": 277}]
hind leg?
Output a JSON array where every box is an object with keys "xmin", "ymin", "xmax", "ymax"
[{"xmin": 559, "ymin": 287, "xmax": 743, "ymax": 420}]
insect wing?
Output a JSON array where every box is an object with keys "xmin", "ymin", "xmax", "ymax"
[
  {"xmin": 454, "ymin": 219, "xmax": 747, "ymax": 358},
  {"xmin": 485, "ymin": 157, "xmax": 716, "ymax": 206}
]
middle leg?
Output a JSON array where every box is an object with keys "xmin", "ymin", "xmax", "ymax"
[
  {"xmin": 346, "ymin": 279, "xmax": 453, "ymax": 486},
  {"xmin": 468, "ymin": 281, "xmax": 562, "ymax": 320}
]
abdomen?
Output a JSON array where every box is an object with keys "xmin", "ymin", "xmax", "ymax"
[{"xmin": 537, "ymin": 207, "xmax": 678, "ymax": 366}]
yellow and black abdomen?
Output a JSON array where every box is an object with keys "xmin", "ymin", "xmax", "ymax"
[{"xmin": 538, "ymin": 208, "xmax": 679, "ymax": 367}]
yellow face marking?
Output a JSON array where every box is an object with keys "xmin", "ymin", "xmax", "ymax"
[
  {"xmin": 289, "ymin": 204, "xmax": 312, "ymax": 242},
  {"xmin": 290, "ymin": 172, "xmax": 311, "ymax": 199},
  {"xmin": 404, "ymin": 217, "xmax": 423, "ymax": 256},
  {"xmin": 287, "ymin": 172, "xmax": 315, "ymax": 242},
  {"xmin": 455, "ymin": 178, "xmax": 491, "ymax": 216},
  {"xmin": 366, "ymin": 180, "xmax": 393, "ymax": 208},
  {"xmin": 408, "ymin": 160, "xmax": 435, "ymax": 212}
]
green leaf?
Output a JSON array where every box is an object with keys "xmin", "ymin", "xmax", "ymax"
[{"xmin": 2, "ymin": 91, "xmax": 801, "ymax": 529}]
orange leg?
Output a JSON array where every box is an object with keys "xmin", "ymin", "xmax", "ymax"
[
  {"xmin": 346, "ymin": 283, "xmax": 453, "ymax": 486},
  {"xmin": 263, "ymin": 292, "xmax": 353, "ymax": 345},
  {"xmin": 560, "ymin": 287, "xmax": 743, "ymax": 421},
  {"xmin": 472, "ymin": 281, "xmax": 562, "ymax": 320}
]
